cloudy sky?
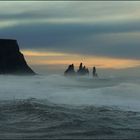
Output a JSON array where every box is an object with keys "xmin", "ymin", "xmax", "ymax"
[{"xmin": 0, "ymin": 1, "xmax": 140, "ymax": 74}]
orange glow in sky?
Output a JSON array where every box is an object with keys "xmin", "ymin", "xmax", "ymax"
[{"xmin": 22, "ymin": 50, "xmax": 140, "ymax": 69}]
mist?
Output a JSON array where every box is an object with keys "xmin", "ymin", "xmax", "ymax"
[{"xmin": 0, "ymin": 74, "xmax": 140, "ymax": 112}]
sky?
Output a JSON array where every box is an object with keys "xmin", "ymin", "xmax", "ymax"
[{"xmin": 0, "ymin": 1, "xmax": 140, "ymax": 75}]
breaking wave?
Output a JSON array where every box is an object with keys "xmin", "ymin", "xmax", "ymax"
[{"xmin": 0, "ymin": 74, "xmax": 140, "ymax": 138}]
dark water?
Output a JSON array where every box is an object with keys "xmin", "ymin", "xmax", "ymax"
[
  {"xmin": 0, "ymin": 98, "xmax": 140, "ymax": 139},
  {"xmin": 0, "ymin": 75, "xmax": 140, "ymax": 139}
]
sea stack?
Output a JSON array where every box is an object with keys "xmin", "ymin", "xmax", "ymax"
[
  {"xmin": 93, "ymin": 66, "xmax": 98, "ymax": 77},
  {"xmin": 64, "ymin": 63, "xmax": 89, "ymax": 76},
  {"xmin": 64, "ymin": 64, "xmax": 76, "ymax": 76},
  {"xmin": 0, "ymin": 39, "xmax": 35, "ymax": 75},
  {"xmin": 77, "ymin": 63, "xmax": 89, "ymax": 76}
]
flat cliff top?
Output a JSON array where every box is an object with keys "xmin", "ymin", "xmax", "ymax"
[{"xmin": 0, "ymin": 39, "xmax": 35, "ymax": 75}]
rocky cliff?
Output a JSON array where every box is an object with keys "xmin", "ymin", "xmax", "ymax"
[{"xmin": 0, "ymin": 39, "xmax": 35, "ymax": 75}]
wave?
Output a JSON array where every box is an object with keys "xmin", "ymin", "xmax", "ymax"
[
  {"xmin": 0, "ymin": 98, "xmax": 140, "ymax": 139},
  {"xmin": 0, "ymin": 74, "xmax": 140, "ymax": 138},
  {"xmin": 0, "ymin": 74, "xmax": 140, "ymax": 112}
]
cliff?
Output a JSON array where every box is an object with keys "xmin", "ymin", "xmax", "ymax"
[{"xmin": 0, "ymin": 39, "xmax": 35, "ymax": 75}]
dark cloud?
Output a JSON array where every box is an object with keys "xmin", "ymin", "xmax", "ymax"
[
  {"xmin": 0, "ymin": 1, "xmax": 140, "ymax": 60},
  {"xmin": 0, "ymin": 20, "xmax": 140, "ymax": 60}
]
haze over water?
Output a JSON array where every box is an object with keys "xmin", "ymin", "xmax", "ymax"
[{"xmin": 0, "ymin": 74, "xmax": 140, "ymax": 139}]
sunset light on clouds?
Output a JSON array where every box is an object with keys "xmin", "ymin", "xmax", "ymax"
[{"xmin": 22, "ymin": 50, "xmax": 140, "ymax": 69}]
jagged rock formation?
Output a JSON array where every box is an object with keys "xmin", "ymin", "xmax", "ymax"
[
  {"xmin": 64, "ymin": 63, "xmax": 89, "ymax": 76},
  {"xmin": 0, "ymin": 39, "xmax": 35, "ymax": 75},
  {"xmin": 77, "ymin": 63, "xmax": 89, "ymax": 76},
  {"xmin": 64, "ymin": 64, "xmax": 76, "ymax": 76},
  {"xmin": 93, "ymin": 66, "xmax": 98, "ymax": 77}
]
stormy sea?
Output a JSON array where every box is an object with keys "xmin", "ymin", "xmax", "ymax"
[{"xmin": 0, "ymin": 74, "xmax": 140, "ymax": 139}]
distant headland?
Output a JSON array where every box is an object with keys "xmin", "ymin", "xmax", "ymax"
[{"xmin": 0, "ymin": 39, "xmax": 35, "ymax": 75}]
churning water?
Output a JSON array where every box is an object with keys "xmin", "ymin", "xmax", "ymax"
[{"xmin": 0, "ymin": 74, "xmax": 140, "ymax": 139}]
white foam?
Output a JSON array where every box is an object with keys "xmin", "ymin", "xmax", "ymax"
[{"xmin": 0, "ymin": 74, "xmax": 140, "ymax": 111}]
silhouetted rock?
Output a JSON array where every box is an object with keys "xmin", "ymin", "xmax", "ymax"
[
  {"xmin": 0, "ymin": 39, "xmax": 35, "ymax": 75},
  {"xmin": 77, "ymin": 63, "xmax": 89, "ymax": 76},
  {"xmin": 64, "ymin": 64, "xmax": 76, "ymax": 76},
  {"xmin": 93, "ymin": 66, "xmax": 98, "ymax": 77},
  {"xmin": 85, "ymin": 68, "xmax": 89, "ymax": 74}
]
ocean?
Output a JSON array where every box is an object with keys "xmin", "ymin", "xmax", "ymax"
[{"xmin": 0, "ymin": 74, "xmax": 140, "ymax": 139}]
